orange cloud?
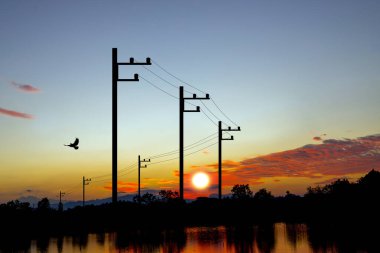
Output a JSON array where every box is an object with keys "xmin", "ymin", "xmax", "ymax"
[
  {"xmin": 209, "ymin": 134, "xmax": 380, "ymax": 181},
  {"xmin": 103, "ymin": 181, "xmax": 139, "ymax": 193},
  {"xmin": 11, "ymin": 81, "xmax": 40, "ymax": 93},
  {"xmin": 101, "ymin": 134, "xmax": 380, "ymax": 198},
  {"xmin": 0, "ymin": 107, "xmax": 33, "ymax": 119},
  {"xmin": 192, "ymin": 160, "xmax": 240, "ymax": 170}
]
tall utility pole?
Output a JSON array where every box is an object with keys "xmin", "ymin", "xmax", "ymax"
[
  {"xmin": 179, "ymin": 86, "xmax": 210, "ymax": 200},
  {"xmin": 218, "ymin": 121, "xmax": 240, "ymax": 199},
  {"xmin": 138, "ymin": 155, "xmax": 151, "ymax": 202},
  {"xmin": 82, "ymin": 176, "xmax": 91, "ymax": 207},
  {"xmin": 112, "ymin": 48, "xmax": 151, "ymax": 203}
]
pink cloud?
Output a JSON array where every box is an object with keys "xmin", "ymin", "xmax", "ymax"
[
  {"xmin": 11, "ymin": 81, "xmax": 40, "ymax": 93},
  {"xmin": 0, "ymin": 107, "xmax": 33, "ymax": 119},
  {"xmin": 217, "ymin": 134, "xmax": 380, "ymax": 181}
]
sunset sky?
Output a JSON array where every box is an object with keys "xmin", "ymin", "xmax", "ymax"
[{"xmin": 1, "ymin": 1, "xmax": 379, "ymax": 203}]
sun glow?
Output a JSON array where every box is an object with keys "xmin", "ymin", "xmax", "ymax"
[{"xmin": 192, "ymin": 172, "xmax": 210, "ymax": 189}]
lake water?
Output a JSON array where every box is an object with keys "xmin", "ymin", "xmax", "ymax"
[{"xmin": 1, "ymin": 223, "xmax": 377, "ymax": 253}]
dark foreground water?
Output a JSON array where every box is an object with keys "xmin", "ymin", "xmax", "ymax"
[{"xmin": 1, "ymin": 223, "xmax": 378, "ymax": 253}]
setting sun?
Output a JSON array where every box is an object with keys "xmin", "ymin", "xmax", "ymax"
[{"xmin": 192, "ymin": 172, "xmax": 210, "ymax": 189}]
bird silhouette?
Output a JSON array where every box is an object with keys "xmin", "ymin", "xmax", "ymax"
[{"xmin": 64, "ymin": 138, "xmax": 79, "ymax": 150}]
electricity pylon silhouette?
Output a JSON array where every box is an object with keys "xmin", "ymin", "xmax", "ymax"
[
  {"xmin": 58, "ymin": 191, "xmax": 65, "ymax": 211},
  {"xmin": 179, "ymin": 86, "xmax": 209, "ymax": 200},
  {"xmin": 218, "ymin": 121, "xmax": 240, "ymax": 199},
  {"xmin": 138, "ymin": 155, "xmax": 150, "ymax": 203},
  {"xmin": 82, "ymin": 176, "xmax": 91, "ymax": 207},
  {"xmin": 112, "ymin": 48, "xmax": 151, "ymax": 203}
]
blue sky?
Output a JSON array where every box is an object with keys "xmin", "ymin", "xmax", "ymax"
[{"xmin": 0, "ymin": 1, "xmax": 379, "ymax": 201}]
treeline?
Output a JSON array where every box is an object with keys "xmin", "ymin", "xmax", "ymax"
[{"xmin": 1, "ymin": 170, "xmax": 379, "ymax": 236}]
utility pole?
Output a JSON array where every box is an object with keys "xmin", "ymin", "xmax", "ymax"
[
  {"xmin": 112, "ymin": 48, "xmax": 151, "ymax": 203},
  {"xmin": 218, "ymin": 121, "xmax": 240, "ymax": 199},
  {"xmin": 82, "ymin": 176, "xmax": 91, "ymax": 207},
  {"xmin": 58, "ymin": 191, "xmax": 65, "ymax": 211},
  {"xmin": 179, "ymin": 86, "xmax": 210, "ymax": 200},
  {"xmin": 138, "ymin": 155, "xmax": 151, "ymax": 203}
]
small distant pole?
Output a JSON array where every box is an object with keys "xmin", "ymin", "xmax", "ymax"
[
  {"xmin": 58, "ymin": 191, "xmax": 65, "ymax": 211},
  {"xmin": 138, "ymin": 155, "xmax": 151, "ymax": 203},
  {"xmin": 82, "ymin": 176, "xmax": 91, "ymax": 207},
  {"xmin": 218, "ymin": 121, "xmax": 240, "ymax": 199}
]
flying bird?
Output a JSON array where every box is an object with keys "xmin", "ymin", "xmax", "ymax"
[{"xmin": 64, "ymin": 138, "xmax": 79, "ymax": 150}]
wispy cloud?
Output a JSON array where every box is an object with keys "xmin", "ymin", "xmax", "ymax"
[
  {"xmin": 313, "ymin": 134, "xmax": 327, "ymax": 142},
  {"xmin": 11, "ymin": 81, "xmax": 40, "ymax": 93},
  {"xmin": 0, "ymin": 107, "xmax": 34, "ymax": 119}
]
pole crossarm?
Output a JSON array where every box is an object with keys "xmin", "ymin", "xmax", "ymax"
[
  {"xmin": 184, "ymin": 106, "xmax": 200, "ymax": 113},
  {"xmin": 118, "ymin": 57, "xmax": 151, "ymax": 65},
  {"xmin": 184, "ymin": 94, "xmax": 210, "ymax": 100},
  {"xmin": 112, "ymin": 48, "xmax": 151, "ymax": 203},
  {"xmin": 222, "ymin": 136, "xmax": 234, "ymax": 141},
  {"xmin": 221, "ymin": 126, "xmax": 241, "ymax": 132}
]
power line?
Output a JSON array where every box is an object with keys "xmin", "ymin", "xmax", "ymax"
[
  {"xmin": 152, "ymin": 59, "xmax": 207, "ymax": 95},
  {"xmin": 200, "ymin": 100, "xmax": 223, "ymax": 123},
  {"xmin": 211, "ymin": 98, "xmax": 239, "ymax": 127},
  {"xmin": 142, "ymin": 66, "xmax": 180, "ymax": 90},
  {"xmin": 91, "ymin": 162, "xmax": 138, "ymax": 180},
  {"xmin": 184, "ymin": 141, "xmax": 218, "ymax": 157},
  {"xmin": 148, "ymin": 132, "xmax": 218, "ymax": 159},
  {"xmin": 140, "ymin": 75, "xmax": 178, "ymax": 99},
  {"xmin": 140, "ymin": 74, "xmax": 222, "ymax": 129},
  {"xmin": 200, "ymin": 108, "xmax": 218, "ymax": 127},
  {"xmin": 148, "ymin": 141, "xmax": 218, "ymax": 167},
  {"xmin": 151, "ymin": 59, "xmax": 240, "ymax": 126}
]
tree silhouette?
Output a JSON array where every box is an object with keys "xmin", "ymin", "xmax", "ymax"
[
  {"xmin": 159, "ymin": 190, "xmax": 179, "ymax": 201},
  {"xmin": 254, "ymin": 188, "xmax": 274, "ymax": 200},
  {"xmin": 37, "ymin": 197, "xmax": 50, "ymax": 210},
  {"xmin": 231, "ymin": 184, "xmax": 253, "ymax": 199},
  {"xmin": 139, "ymin": 193, "xmax": 157, "ymax": 205},
  {"xmin": 358, "ymin": 169, "xmax": 380, "ymax": 186}
]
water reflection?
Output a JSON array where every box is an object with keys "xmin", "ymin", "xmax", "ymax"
[
  {"xmin": 284, "ymin": 223, "xmax": 308, "ymax": 250},
  {"xmin": 0, "ymin": 223, "xmax": 378, "ymax": 252},
  {"xmin": 114, "ymin": 228, "xmax": 186, "ymax": 253}
]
